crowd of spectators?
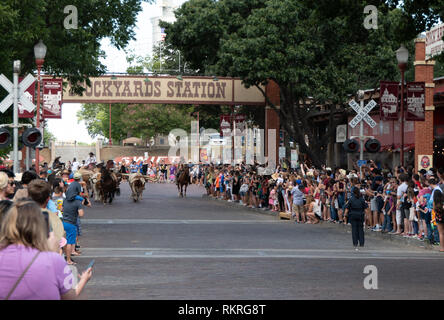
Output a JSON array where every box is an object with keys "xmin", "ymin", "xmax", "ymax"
[
  {"xmin": 0, "ymin": 167, "xmax": 93, "ymax": 300},
  {"xmin": 200, "ymin": 160, "xmax": 444, "ymax": 252}
]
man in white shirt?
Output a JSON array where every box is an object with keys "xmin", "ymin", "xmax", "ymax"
[
  {"xmin": 84, "ymin": 153, "xmax": 96, "ymax": 168},
  {"xmin": 396, "ymin": 173, "xmax": 409, "ymax": 235},
  {"xmin": 72, "ymin": 158, "xmax": 80, "ymax": 173}
]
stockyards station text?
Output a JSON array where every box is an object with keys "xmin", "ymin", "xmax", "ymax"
[{"xmin": 177, "ymin": 304, "xmax": 266, "ymax": 318}]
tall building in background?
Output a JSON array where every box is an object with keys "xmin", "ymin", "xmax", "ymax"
[{"xmin": 150, "ymin": 0, "xmax": 180, "ymax": 50}]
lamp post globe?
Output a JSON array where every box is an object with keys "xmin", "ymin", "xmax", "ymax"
[
  {"xmin": 34, "ymin": 40, "xmax": 47, "ymax": 64},
  {"xmin": 396, "ymin": 44, "xmax": 409, "ymax": 67}
]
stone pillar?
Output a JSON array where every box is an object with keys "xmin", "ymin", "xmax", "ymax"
[
  {"xmin": 50, "ymin": 140, "xmax": 56, "ymax": 165},
  {"xmin": 265, "ymin": 80, "xmax": 280, "ymax": 166},
  {"xmin": 414, "ymin": 38, "xmax": 435, "ymax": 172},
  {"xmin": 96, "ymin": 139, "xmax": 102, "ymax": 163}
]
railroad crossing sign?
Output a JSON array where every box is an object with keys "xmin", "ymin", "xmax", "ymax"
[
  {"xmin": 348, "ymin": 99, "xmax": 377, "ymax": 129},
  {"xmin": 0, "ymin": 74, "xmax": 36, "ymax": 113}
]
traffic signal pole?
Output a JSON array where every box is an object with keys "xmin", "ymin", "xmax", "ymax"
[{"xmin": 13, "ymin": 61, "xmax": 20, "ymax": 174}]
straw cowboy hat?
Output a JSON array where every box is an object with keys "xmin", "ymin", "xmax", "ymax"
[{"xmin": 339, "ymin": 169, "xmax": 346, "ymax": 176}]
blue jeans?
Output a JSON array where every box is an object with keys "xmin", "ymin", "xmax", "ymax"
[
  {"xmin": 424, "ymin": 211, "xmax": 435, "ymax": 242},
  {"xmin": 432, "ymin": 225, "xmax": 440, "ymax": 243},
  {"xmin": 412, "ymin": 221, "xmax": 419, "ymax": 235},
  {"xmin": 382, "ymin": 213, "xmax": 393, "ymax": 232},
  {"xmin": 330, "ymin": 205, "xmax": 338, "ymax": 221}
]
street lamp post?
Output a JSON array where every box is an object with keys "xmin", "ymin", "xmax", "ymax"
[
  {"xmin": 396, "ymin": 44, "xmax": 409, "ymax": 167},
  {"xmin": 34, "ymin": 40, "xmax": 47, "ymax": 175},
  {"xmin": 12, "ymin": 61, "xmax": 20, "ymax": 174},
  {"xmin": 109, "ymin": 103, "xmax": 112, "ymax": 145}
]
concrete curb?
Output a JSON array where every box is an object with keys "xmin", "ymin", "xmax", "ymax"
[{"xmin": 202, "ymin": 194, "xmax": 440, "ymax": 252}]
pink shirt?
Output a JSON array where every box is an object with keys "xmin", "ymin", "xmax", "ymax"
[{"xmin": 0, "ymin": 244, "xmax": 72, "ymax": 300}]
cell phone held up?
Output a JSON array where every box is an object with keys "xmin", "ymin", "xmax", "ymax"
[{"xmin": 86, "ymin": 259, "xmax": 95, "ymax": 271}]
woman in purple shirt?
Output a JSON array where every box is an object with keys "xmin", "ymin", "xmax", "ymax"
[{"xmin": 0, "ymin": 201, "xmax": 92, "ymax": 300}]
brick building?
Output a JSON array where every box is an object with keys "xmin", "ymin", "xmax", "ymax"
[{"xmin": 338, "ymin": 37, "xmax": 444, "ymax": 171}]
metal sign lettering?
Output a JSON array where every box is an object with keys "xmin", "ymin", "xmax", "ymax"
[
  {"xmin": 0, "ymin": 73, "xmax": 36, "ymax": 113},
  {"xmin": 349, "ymin": 99, "xmax": 377, "ymax": 129}
]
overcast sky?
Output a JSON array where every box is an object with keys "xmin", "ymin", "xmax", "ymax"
[{"xmin": 47, "ymin": 1, "xmax": 186, "ymax": 143}]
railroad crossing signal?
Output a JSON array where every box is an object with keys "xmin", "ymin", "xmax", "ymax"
[
  {"xmin": 0, "ymin": 74, "xmax": 36, "ymax": 113},
  {"xmin": 348, "ymin": 99, "xmax": 377, "ymax": 129}
]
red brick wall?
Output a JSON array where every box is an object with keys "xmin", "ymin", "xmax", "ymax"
[{"xmin": 414, "ymin": 38, "xmax": 435, "ymax": 172}]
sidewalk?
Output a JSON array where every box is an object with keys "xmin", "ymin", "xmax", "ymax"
[{"xmin": 202, "ymin": 194, "xmax": 440, "ymax": 252}]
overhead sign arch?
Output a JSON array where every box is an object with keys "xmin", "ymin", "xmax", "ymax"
[{"xmin": 63, "ymin": 75, "xmax": 266, "ymax": 106}]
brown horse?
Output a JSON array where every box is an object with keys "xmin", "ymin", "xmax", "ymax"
[
  {"xmin": 100, "ymin": 161, "xmax": 117, "ymax": 204},
  {"xmin": 176, "ymin": 165, "xmax": 190, "ymax": 197}
]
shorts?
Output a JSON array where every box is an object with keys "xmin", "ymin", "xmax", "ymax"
[
  {"xmin": 240, "ymin": 191, "xmax": 246, "ymax": 197},
  {"xmin": 370, "ymin": 198, "xmax": 377, "ymax": 211},
  {"xmin": 63, "ymin": 222, "xmax": 77, "ymax": 245},
  {"xmin": 400, "ymin": 207, "xmax": 410, "ymax": 220},
  {"xmin": 293, "ymin": 204, "xmax": 304, "ymax": 216}
]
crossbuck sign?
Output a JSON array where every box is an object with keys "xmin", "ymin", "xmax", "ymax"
[
  {"xmin": 348, "ymin": 99, "xmax": 377, "ymax": 129},
  {"xmin": 0, "ymin": 74, "xmax": 36, "ymax": 113}
]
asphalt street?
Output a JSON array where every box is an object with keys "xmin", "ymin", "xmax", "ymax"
[{"xmin": 73, "ymin": 181, "xmax": 444, "ymax": 300}]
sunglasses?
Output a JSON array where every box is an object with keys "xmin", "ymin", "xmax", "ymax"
[{"xmin": 9, "ymin": 182, "xmax": 15, "ymax": 186}]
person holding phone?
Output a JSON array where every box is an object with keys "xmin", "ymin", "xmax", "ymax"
[{"xmin": 0, "ymin": 201, "xmax": 93, "ymax": 300}]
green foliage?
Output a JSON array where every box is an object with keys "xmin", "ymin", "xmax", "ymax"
[
  {"xmin": 0, "ymin": 0, "xmax": 152, "ymax": 95},
  {"xmin": 77, "ymin": 103, "xmax": 128, "ymax": 144},
  {"xmin": 0, "ymin": 0, "xmax": 151, "ymax": 154},
  {"xmin": 121, "ymin": 104, "xmax": 194, "ymax": 140},
  {"xmin": 43, "ymin": 126, "xmax": 55, "ymax": 146},
  {"xmin": 162, "ymin": 0, "xmax": 444, "ymax": 166}
]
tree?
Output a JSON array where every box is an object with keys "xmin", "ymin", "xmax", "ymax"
[
  {"xmin": 0, "ymin": 0, "xmax": 152, "ymax": 155},
  {"xmin": 77, "ymin": 103, "xmax": 128, "ymax": 144},
  {"xmin": 121, "ymin": 104, "xmax": 194, "ymax": 143},
  {"xmin": 161, "ymin": 0, "xmax": 444, "ymax": 167}
]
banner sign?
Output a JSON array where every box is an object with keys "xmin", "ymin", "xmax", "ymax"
[
  {"xmin": 233, "ymin": 114, "xmax": 246, "ymax": 134},
  {"xmin": 418, "ymin": 155, "xmax": 433, "ymax": 171},
  {"xmin": 220, "ymin": 115, "xmax": 232, "ymax": 136},
  {"xmin": 380, "ymin": 81, "xmax": 399, "ymax": 120},
  {"xmin": 336, "ymin": 124, "xmax": 347, "ymax": 143},
  {"xmin": 63, "ymin": 76, "xmax": 265, "ymax": 106},
  {"xmin": 42, "ymin": 79, "xmax": 63, "ymax": 119},
  {"xmin": 18, "ymin": 77, "xmax": 35, "ymax": 118},
  {"xmin": 406, "ymin": 82, "xmax": 425, "ymax": 121},
  {"xmin": 426, "ymin": 23, "xmax": 444, "ymax": 59},
  {"xmin": 291, "ymin": 149, "xmax": 298, "ymax": 169}
]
